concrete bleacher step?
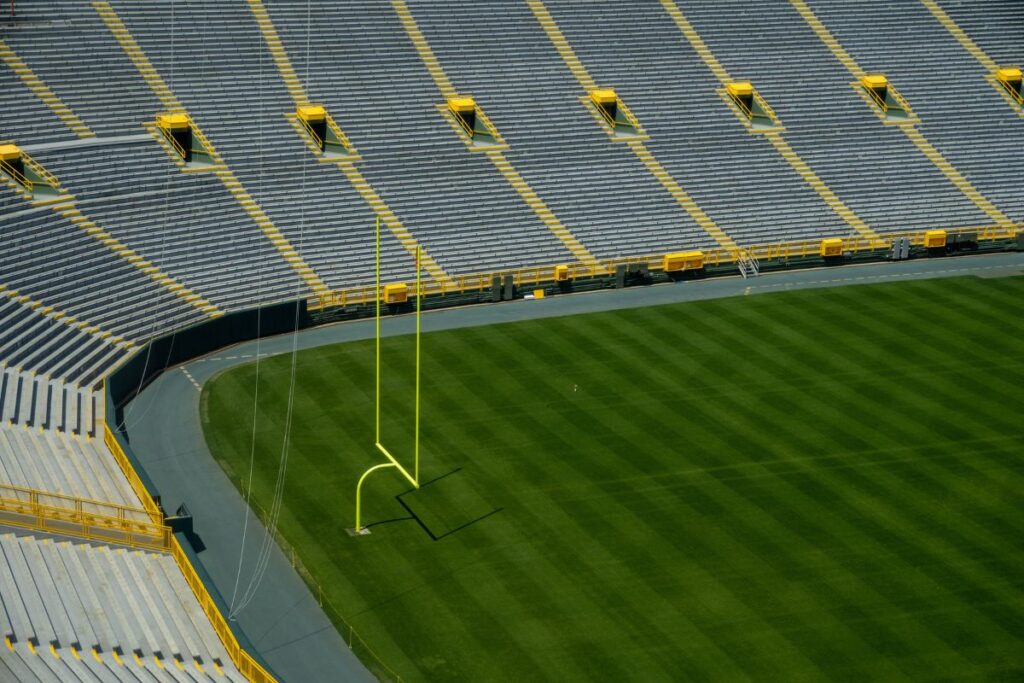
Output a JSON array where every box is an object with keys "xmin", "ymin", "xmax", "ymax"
[
  {"xmin": 121, "ymin": 548, "xmax": 180, "ymax": 663},
  {"xmin": 20, "ymin": 538, "xmax": 76, "ymax": 651},
  {"xmin": 56, "ymin": 539, "xmax": 118, "ymax": 652},
  {"xmin": 0, "ymin": 533, "xmax": 58, "ymax": 649}
]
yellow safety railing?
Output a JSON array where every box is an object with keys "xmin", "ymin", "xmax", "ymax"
[
  {"xmin": 997, "ymin": 76, "xmax": 1023, "ymax": 105},
  {"xmin": 730, "ymin": 90, "xmax": 777, "ymax": 125},
  {"xmin": 325, "ymin": 115, "xmax": 353, "ymax": 151},
  {"xmin": 451, "ymin": 108, "xmax": 476, "ymax": 138},
  {"xmin": 297, "ymin": 114, "xmax": 326, "ymax": 148},
  {"xmin": 298, "ymin": 115, "xmax": 352, "ymax": 155},
  {"xmin": 863, "ymin": 82, "xmax": 913, "ymax": 116},
  {"xmin": 0, "ymin": 158, "xmax": 33, "ymax": 191},
  {"xmin": 594, "ymin": 99, "xmax": 619, "ymax": 129},
  {"xmin": 591, "ymin": 96, "xmax": 642, "ymax": 133},
  {"xmin": 188, "ymin": 117, "xmax": 219, "ymax": 158},
  {"xmin": 102, "ymin": 414, "xmax": 279, "ymax": 681},
  {"xmin": 20, "ymin": 153, "xmax": 61, "ymax": 190},
  {"xmin": 863, "ymin": 82, "xmax": 889, "ymax": 111},
  {"xmin": 157, "ymin": 123, "xmax": 190, "ymax": 160},
  {"xmin": 310, "ymin": 224, "xmax": 1020, "ymax": 311},
  {"xmin": 156, "ymin": 113, "xmax": 218, "ymax": 161},
  {"xmin": 103, "ymin": 422, "xmax": 164, "ymax": 524},
  {"xmin": 0, "ymin": 482, "xmax": 170, "ymax": 551},
  {"xmin": 169, "ymin": 536, "xmax": 277, "ymax": 683}
]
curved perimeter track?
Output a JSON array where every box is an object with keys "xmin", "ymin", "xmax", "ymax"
[{"xmin": 123, "ymin": 251, "xmax": 1024, "ymax": 683}]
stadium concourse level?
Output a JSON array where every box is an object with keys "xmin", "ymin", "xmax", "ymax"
[{"xmin": 0, "ymin": 0, "xmax": 1021, "ymax": 681}]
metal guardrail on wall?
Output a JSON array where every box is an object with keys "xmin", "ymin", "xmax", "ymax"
[
  {"xmin": 102, "ymin": 419, "xmax": 279, "ymax": 683},
  {"xmin": 169, "ymin": 536, "xmax": 277, "ymax": 683},
  {"xmin": 103, "ymin": 423, "xmax": 164, "ymax": 525},
  {"xmin": 0, "ymin": 482, "xmax": 170, "ymax": 551},
  {"xmin": 309, "ymin": 225, "xmax": 1021, "ymax": 310}
]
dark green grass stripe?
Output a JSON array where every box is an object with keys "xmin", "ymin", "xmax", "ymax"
[
  {"xmin": 672, "ymin": 313, "xmax": 1000, "ymax": 672},
  {"xmin": 705, "ymin": 451, "xmax": 983, "ymax": 676},
  {"xmin": 794, "ymin": 459, "xmax": 1024, "ymax": 661},
  {"xmin": 359, "ymin": 358, "xmax": 565, "ymax": 680},
  {"xmin": 423, "ymin": 331, "xmax": 679, "ymax": 681},
  {"xmin": 729, "ymin": 327, "xmax": 1024, "ymax": 606},
  {"xmin": 495, "ymin": 327, "xmax": 822, "ymax": 679},
  {"xmin": 737, "ymin": 368, "xmax": 1024, "ymax": 643},
  {"xmin": 528, "ymin": 319, "xmax": 913, "ymax": 671}
]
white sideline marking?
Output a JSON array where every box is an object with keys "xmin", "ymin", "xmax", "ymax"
[{"xmin": 180, "ymin": 367, "xmax": 201, "ymax": 392}]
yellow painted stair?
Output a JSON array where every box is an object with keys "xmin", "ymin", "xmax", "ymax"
[
  {"xmin": 787, "ymin": 0, "xmax": 1014, "ymax": 230},
  {"xmin": 53, "ymin": 203, "xmax": 223, "ymax": 316},
  {"xmin": 245, "ymin": 0, "xmax": 455, "ymax": 288},
  {"xmin": 527, "ymin": 0, "xmax": 742, "ymax": 252},
  {"xmin": 0, "ymin": 40, "xmax": 94, "ymax": 138},
  {"xmin": 0, "ymin": 284, "xmax": 133, "ymax": 349},
  {"xmin": 245, "ymin": 0, "xmax": 307, "ymax": 105},
  {"xmin": 394, "ymin": 0, "xmax": 599, "ymax": 267},
  {"xmin": 96, "ymin": 0, "xmax": 334, "ymax": 296},
  {"xmin": 918, "ymin": 0, "xmax": 996, "ymax": 71}
]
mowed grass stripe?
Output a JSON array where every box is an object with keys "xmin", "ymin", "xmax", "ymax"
[
  {"xmin": 423, "ymin": 328, "xmax": 669, "ymax": 681},
  {"xmin": 734, "ymin": 297, "xmax": 1024, "ymax": 651},
  {"xmin": 458, "ymin": 311, "xmax": 897, "ymax": 679},
  {"xmin": 420, "ymin": 340, "xmax": 653, "ymax": 682},
  {"xmin": 493, "ymin": 325, "xmax": 762, "ymax": 680},
  {"xmin": 202, "ymin": 275, "xmax": 1024, "ymax": 682},
  {"xmin": 655, "ymin": 317, "xmax": 950, "ymax": 679},
  {"xmin": 474, "ymin": 325, "xmax": 723, "ymax": 680}
]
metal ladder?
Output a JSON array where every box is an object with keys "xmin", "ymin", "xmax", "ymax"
[{"xmin": 737, "ymin": 248, "xmax": 760, "ymax": 278}]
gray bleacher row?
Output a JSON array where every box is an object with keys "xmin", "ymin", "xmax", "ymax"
[
  {"xmin": 427, "ymin": 0, "xmax": 847, "ymax": 248},
  {"xmin": 0, "ymin": 43, "xmax": 80, "ymax": 146},
  {"xmin": 655, "ymin": 0, "xmax": 991, "ymax": 233},
  {"xmin": 0, "ymin": 531, "xmax": 245, "ymax": 682},
  {"xmin": 0, "ymin": 0, "xmax": 1019, "ymax": 389},
  {"xmin": 0, "ymin": 181, "xmax": 26, "ymax": 214},
  {"xmin": 940, "ymin": 0, "xmax": 1023, "ymax": 69},
  {"xmin": 0, "ymin": 202, "xmax": 208, "ymax": 343},
  {"xmin": 541, "ymin": 0, "xmax": 850, "ymax": 244},
  {"xmin": 0, "ymin": 369, "xmax": 103, "ymax": 438},
  {"xmin": 0, "ymin": 421, "xmax": 148, "ymax": 511},
  {"xmin": 0, "ymin": 295, "xmax": 126, "ymax": 388},
  {"xmin": 547, "ymin": 0, "xmax": 992, "ymax": 236},
  {"xmin": 1, "ymin": 0, "xmax": 164, "ymax": 139},
  {"xmin": 805, "ymin": 0, "xmax": 1024, "ymax": 223},
  {"xmin": 1, "ymin": 645, "xmax": 229, "ymax": 683},
  {"xmin": 28, "ymin": 137, "xmax": 308, "ymax": 311},
  {"xmin": 147, "ymin": 0, "xmax": 577, "ymax": 275},
  {"xmin": 406, "ymin": 0, "xmax": 719, "ymax": 258},
  {"xmin": 109, "ymin": 0, "xmax": 427, "ymax": 287}
]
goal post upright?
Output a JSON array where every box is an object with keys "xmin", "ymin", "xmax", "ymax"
[
  {"xmin": 414, "ymin": 242, "xmax": 421, "ymax": 485},
  {"xmin": 352, "ymin": 216, "xmax": 422, "ymax": 535}
]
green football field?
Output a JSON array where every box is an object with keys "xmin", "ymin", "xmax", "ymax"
[{"xmin": 202, "ymin": 275, "xmax": 1024, "ymax": 682}]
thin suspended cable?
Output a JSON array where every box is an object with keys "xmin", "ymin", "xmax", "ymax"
[
  {"xmin": 230, "ymin": 0, "xmax": 312, "ymax": 618},
  {"xmin": 117, "ymin": 0, "xmax": 179, "ymax": 431},
  {"xmin": 229, "ymin": 2, "xmax": 269, "ymax": 614}
]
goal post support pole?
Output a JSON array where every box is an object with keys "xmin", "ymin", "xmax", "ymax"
[{"xmin": 353, "ymin": 218, "xmax": 423, "ymax": 534}]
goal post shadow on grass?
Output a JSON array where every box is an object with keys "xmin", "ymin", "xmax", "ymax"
[
  {"xmin": 348, "ymin": 215, "xmax": 423, "ymax": 537},
  {"xmin": 395, "ymin": 468, "xmax": 503, "ymax": 541}
]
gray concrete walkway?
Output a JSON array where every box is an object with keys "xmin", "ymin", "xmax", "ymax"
[{"xmin": 123, "ymin": 251, "xmax": 1023, "ymax": 683}]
